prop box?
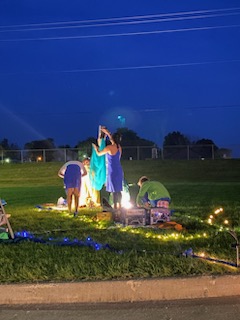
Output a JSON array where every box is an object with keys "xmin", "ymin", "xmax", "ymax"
[
  {"xmin": 121, "ymin": 208, "xmax": 146, "ymax": 226},
  {"xmin": 150, "ymin": 207, "xmax": 171, "ymax": 224},
  {"xmin": 96, "ymin": 211, "xmax": 113, "ymax": 222}
]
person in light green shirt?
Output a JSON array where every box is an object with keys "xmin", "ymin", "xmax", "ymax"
[{"xmin": 136, "ymin": 176, "xmax": 171, "ymax": 208}]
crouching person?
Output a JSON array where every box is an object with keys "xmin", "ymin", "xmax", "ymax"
[{"xmin": 136, "ymin": 176, "xmax": 171, "ymax": 208}]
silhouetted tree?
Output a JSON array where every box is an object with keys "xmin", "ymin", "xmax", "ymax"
[
  {"xmin": 24, "ymin": 138, "xmax": 56, "ymax": 161},
  {"xmin": 194, "ymin": 138, "xmax": 219, "ymax": 159},
  {"xmin": 0, "ymin": 138, "xmax": 20, "ymax": 162},
  {"xmin": 75, "ymin": 137, "xmax": 96, "ymax": 159},
  {"xmin": 0, "ymin": 138, "xmax": 19, "ymax": 150},
  {"xmin": 194, "ymin": 138, "xmax": 217, "ymax": 146},
  {"xmin": 116, "ymin": 127, "xmax": 155, "ymax": 146},
  {"xmin": 24, "ymin": 138, "xmax": 55, "ymax": 150},
  {"xmin": 163, "ymin": 131, "xmax": 190, "ymax": 146},
  {"xmin": 58, "ymin": 144, "xmax": 71, "ymax": 149}
]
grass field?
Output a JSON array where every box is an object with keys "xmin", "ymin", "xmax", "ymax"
[{"xmin": 0, "ymin": 160, "xmax": 240, "ymax": 283}]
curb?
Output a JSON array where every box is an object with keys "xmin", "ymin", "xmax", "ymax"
[{"xmin": 1, "ymin": 275, "xmax": 240, "ymax": 305}]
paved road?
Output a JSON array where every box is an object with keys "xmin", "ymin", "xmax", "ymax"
[{"xmin": 1, "ymin": 296, "xmax": 240, "ymax": 320}]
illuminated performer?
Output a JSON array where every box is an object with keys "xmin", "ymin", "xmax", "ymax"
[
  {"xmin": 79, "ymin": 157, "xmax": 93, "ymax": 207},
  {"xmin": 58, "ymin": 160, "xmax": 87, "ymax": 216},
  {"xmin": 92, "ymin": 127, "xmax": 123, "ymax": 210},
  {"xmin": 136, "ymin": 176, "xmax": 171, "ymax": 208}
]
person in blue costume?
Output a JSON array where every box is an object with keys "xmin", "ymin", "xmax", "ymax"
[
  {"xmin": 92, "ymin": 127, "xmax": 123, "ymax": 210},
  {"xmin": 58, "ymin": 161, "xmax": 87, "ymax": 216}
]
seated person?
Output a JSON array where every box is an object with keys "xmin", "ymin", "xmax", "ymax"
[{"xmin": 136, "ymin": 176, "xmax": 171, "ymax": 208}]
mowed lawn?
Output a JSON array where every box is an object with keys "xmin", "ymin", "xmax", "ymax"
[{"xmin": 0, "ymin": 160, "xmax": 240, "ymax": 283}]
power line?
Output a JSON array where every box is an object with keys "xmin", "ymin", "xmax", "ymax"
[
  {"xmin": 0, "ymin": 11, "xmax": 240, "ymax": 33},
  {"xmin": 0, "ymin": 23, "xmax": 240, "ymax": 42},
  {"xmin": 1, "ymin": 59, "xmax": 240, "ymax": 75},
  {"xmin": 5, "ymin": 104, "xmax": 240, "ymax": 118},
  {"xmin": 0, "ymin": 6, "xmax": 239, "ymax": 29},
  {"xmin": 137, "ymin": 104, "xmax": 240, "ymax": 113}
]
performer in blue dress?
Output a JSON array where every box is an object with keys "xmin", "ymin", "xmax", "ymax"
[
  {"xmin": 58, "ymin": 161, "xmax": 87, "ymax": 216},
  {"xmin": 92, "ymin": 127, "xmax": 123, "ymax": 210}
]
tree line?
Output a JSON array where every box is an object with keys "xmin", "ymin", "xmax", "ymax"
[
  {"xmin": 1, "ymin": 129, "xmax": 229, "ymax": 160},
  {"xmin": 0, "ymin": 129, "xmax": 218, "ymax": 150}
]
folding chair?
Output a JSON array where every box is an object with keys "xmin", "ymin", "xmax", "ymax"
[{"xmin": 0, "ymin": 199, "xmax": 14, "ymax": 239}]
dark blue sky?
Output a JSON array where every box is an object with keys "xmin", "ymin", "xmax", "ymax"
[{"xmin": 0, "ymin": 0, "xmax": 240, "ymax": 155}]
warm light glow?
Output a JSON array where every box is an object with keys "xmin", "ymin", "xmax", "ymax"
[
  {"xmin": 214, "ymin": 207, "xmax": 223, "ymax": 214},
  {"xmin": 224, "ymin": 220, "xmax": 229, "ymax": 225},
  {"xmin": 71, "ymin": 196, "xmax": 75, "ymax": 211},
  {"xmin": 122, "ymin": 201, "xmax": 133, "ymax": 209},
  {"xmin": 37, "ymin": 156, "xmax": 42, "ymax": 162},
  {"xmin": 207, "ymin": 207, "xmax": 226, "ymax": 227},
  {"xmin": 121, "ymin": 189, "xmax": 132, "ymax": 209}
]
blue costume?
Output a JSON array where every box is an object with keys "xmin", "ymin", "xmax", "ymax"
[
  {"xmin": 64, "ymin": 164, "xmax": 81, "ymax": 190},
  {"xmin": 106, "ymin": 149, "xmax": 123, "ymax": 193},
  {"xmin": 59, "ymin": 161, "xmax": 85, "ymax": 191}
]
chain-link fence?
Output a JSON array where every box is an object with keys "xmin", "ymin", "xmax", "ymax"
[{"xmin": 0, "ymin": 144, "xmax": 237, "ymax": 163}]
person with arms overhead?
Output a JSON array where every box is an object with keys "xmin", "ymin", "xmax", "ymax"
[
  {"xmin": 89, "ymin": 126, "xmax": 107, "ymax": 207},
  {"xmin": 92, "ymin": 127, "xmax": 123, "ymax": 210}
]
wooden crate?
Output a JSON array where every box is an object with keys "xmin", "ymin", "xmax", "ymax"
[
  {"xmin": 121, "ymin": 208, "xmax": 146, "ymax": 226},
  {"xmin": 96, "ymin": 211, "xmax": 113, "ymax": 222}
]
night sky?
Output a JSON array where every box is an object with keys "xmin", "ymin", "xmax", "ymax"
[{"xmin": 0, "ymin": 0, "xmax": 240, "ymax": 156}]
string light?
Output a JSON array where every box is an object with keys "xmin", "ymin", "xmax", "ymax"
[
  {"xmin": 207, "ymin": 207, "xmax": 226, "ymax": 227},
  {"xmin": 14, "ymin": 231, "xmax": 113, "ymax": 251},
  {"xmin": 5, "ymin": 204, "xmax": 238, "ymax": 268}
]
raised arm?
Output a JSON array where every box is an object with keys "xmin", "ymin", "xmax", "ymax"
[
  {"xmin": 100, "ymin": 127, "xmax": 114, "ymax": 145},
  {"xmin": 92, "ymin": 143, "xmax": 109, "ymax": 156}
]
